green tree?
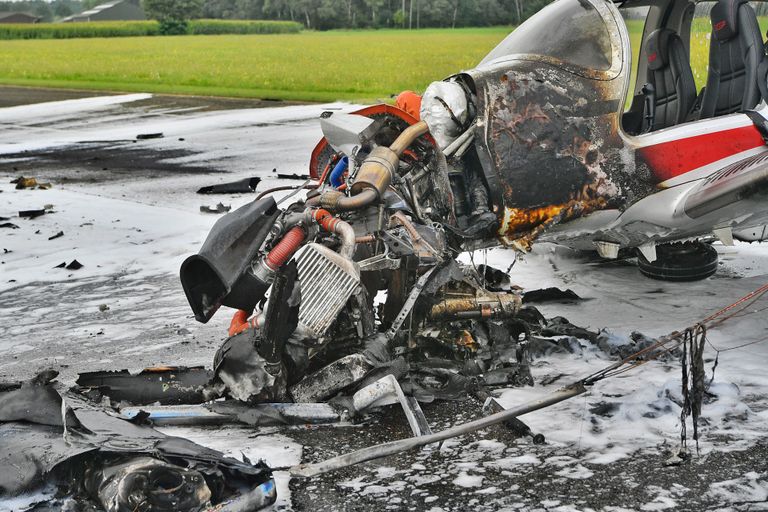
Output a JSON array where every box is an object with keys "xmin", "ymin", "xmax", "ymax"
[
  {"xmin": 392, "ymin": 7, "xmax": 404, "ymax": 26},
  {"xmin": 142, "ymin": 0, "xmax": 203, "ymax": 34},
  {"xmin": 53, "ymin": 1, "xmax": 73, "ymax": 18}
]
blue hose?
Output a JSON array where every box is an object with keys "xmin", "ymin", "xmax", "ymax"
[{"xmin": 329, "ymin": 156, "xmax": 348, "ymax": 188}]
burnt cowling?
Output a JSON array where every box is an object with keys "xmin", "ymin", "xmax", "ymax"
[
  {"xmin": 460, "ymin": 0, "xmax": 651, "ymax": 246},
  {"xmin": 181, "ymin": 197, "xmax": 280, "ymax": 323}
]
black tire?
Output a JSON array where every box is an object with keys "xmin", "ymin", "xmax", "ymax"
[{"xmin": 637, "ymin": 242, "xmax": 718, "ymax": 281}]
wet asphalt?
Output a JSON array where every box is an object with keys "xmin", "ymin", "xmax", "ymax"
[{"xmin": 1, "ymin": 86, "xmax": 767, "ymax": 512}]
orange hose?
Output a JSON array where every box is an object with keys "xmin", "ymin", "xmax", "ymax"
[
  {"xmin": 311, "ymin": 208, "xmax": 339, "ymax": 232},
  {"xmin": 265, "ymin": 226, "xmax": 306, "ymax": 271},
  {"xmin": 228, "ymin": 310, "xmax": 263, "ymax": 336},
  {"xmin": 228, "ymin": 310, "xmax": 250, "ymax": 336}
]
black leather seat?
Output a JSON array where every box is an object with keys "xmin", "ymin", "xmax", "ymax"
[
  {"xmin": 700, "ymin": 0, "xmax": 764, "ymax": 118},
  {"xmin": 645, "ymin": 28, "xmax": 697, "ymax": 130}
]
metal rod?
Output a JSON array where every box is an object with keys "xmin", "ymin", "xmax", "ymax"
[
  {"xmin": 290, "ymin": 382, "xmax": 586, "ymax": 478},
  {"xmin": 443, "ymin": 123, "xmax": 475, "ymax": 156},
  {"xmin": 453, "ymin": 132, "xmax": 475, "ymax": 158}
]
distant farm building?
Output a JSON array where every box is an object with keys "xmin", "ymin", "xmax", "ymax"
[
  {"xmin": 61, "ymin": 0, "xmax": 145, "ymax": 22},
  {"xmin": 0, "ymin": 12, "xmax": 41, "ymax": 23}
]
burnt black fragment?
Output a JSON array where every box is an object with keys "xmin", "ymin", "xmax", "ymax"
[
  {"xmin": 66, "ymin": 260, "xmax": 83, "ymax": 270},
  {"xmin": 213, "ymin": 330, "xmax": 287, "ymax": 403},
  {"xmin": 541, "ymin": 316, "xmax": 600, "ymax": 342},
  {"xmin": 197, "ymin": 177, "xmax": 261, "ymax": 194},
  {"xmin": 126, "ymin": 409, "xmax": 152, "ymax": 425},
  {"xmin": 76, "ymin": 366, "xmax": 213, "ymax": 406},
  {"xmin": 523, "ymin": 287, "xmax": 583, "ymax": 303},
  {"xmin": 261, "ymin": 260, "xmax": 300, "ymax": 364},
  {"xmin": 19, "ymin": 209, "xmax": 46, "ymax": 219},
  {"xmin": 136, "ymin": 132, "xmax": 164, "ymax": 140},
  {"xmin": 200, "ymin": 203, "xmax": 232, "ymax": 214},
  {"xmin": 48, "ymin": 231, "xmax": 64, "ymax": 240},
  {"xmin": 0, "ymin": 371, "xmax": 276, "ymax": 510},
  {"xmin": 0, "ymin": 222, "xmax": 19, "ymax": 229},
  {"xmin": 476, "ymin": 264, "xmax": 515, "ymax": 291},
  {"xmin": 589, "ymin": 401, "xmax": 620, "ymax": 417}
]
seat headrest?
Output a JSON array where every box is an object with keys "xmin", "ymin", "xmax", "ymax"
[
  {"xmin": 711, "ymin": 0, "xmax": 748, "ymax": 42},
  {"xmin": 645, "ymin": 28, "xmax": 676, "ymax": 71}
]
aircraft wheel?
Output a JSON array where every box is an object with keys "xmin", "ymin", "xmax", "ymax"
[{"xmin": 637, "ymin": 242, "xmax": 718, "ymax": 281}]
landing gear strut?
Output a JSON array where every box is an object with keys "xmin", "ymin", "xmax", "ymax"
[{"xmin": 637, "ymin": 242, "xmax": 719, "ymax": 281}]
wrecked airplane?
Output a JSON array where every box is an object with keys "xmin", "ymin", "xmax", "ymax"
[
  {"xmin": 6, "ymin": 0, "xmax": 768, "ymax": 508},
  {"xmin": 177, "ymin": 0, "xmax": 768, "ymax": 407}
]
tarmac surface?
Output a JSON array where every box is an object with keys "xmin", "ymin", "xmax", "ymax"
[{"xmin": 1, "ymin": 86, "xmax": 768, "ymax": 512}]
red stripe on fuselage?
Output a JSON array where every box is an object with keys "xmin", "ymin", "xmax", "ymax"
[{"xmin": 639, "ymin": 125, "xmax": 765, "ymax": 182}]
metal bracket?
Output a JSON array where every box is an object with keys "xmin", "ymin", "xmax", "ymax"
[
  {"xmin": 352, "ymin": 374, "xmax": 432, "ymax": 437},
  {"xmin": 637, "ymin": 243, "xmax": 657, "ymax": 263},
  {"xmin": 385, "ymin": 266, "xmax": 437, "ymax": 341},
  {"xmin": 713, "ymin": 226, "xmax": 735, "ymax": 246},
  {"xmin": 379, "ymin": 229, "xmax": 415, "ymax": 257},
  {"xmin": 358, "ymin": 245, "xmax": 401, "ymax": 272}
]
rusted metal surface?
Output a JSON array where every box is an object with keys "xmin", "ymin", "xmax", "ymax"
[
  {"xmin": 504, "ymin": 196, "xmax": 608, "ymax": 251},
  {"xmin": 388, "ymin": 210, "xmax": 443, "ymax": 260},
  {"xmin": 428, "ymin": 291, "xmax": 521, "ymax": 319}
]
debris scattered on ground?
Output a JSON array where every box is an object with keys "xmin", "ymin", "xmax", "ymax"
[
  {"xmin": 19, "ymin": 208, "xmax": 48, "ymax": 219},
  {"xmin": 48, "ymin": 231, "xmax": 64, "ymax": 240},
  {"xmin": 523, "ymin": 287, "xmax": 583, "ymax": 303},
  {"xmin": 99, "ymin": 304, "xmax": 110, "ymax": 312},
  {"xmin": 663, "ymin": 449, "xmax": 690, "ymax": 467},
  {"xmin": 12, "ymin": 176, "xmax": 33, "ymax": 186},
  {"xmin": 0, "ymin": 371, "xmax": 276, "ymax": 511},
  {"xmin": 76, "ymin": 366, "xmax": 214, "ymax": 405},
  {"xmin": 200, "ymin": 203, "xmax": 232, "ymax": 214},
  {"xmin": 0, "ymin": 222, "xmax": 19, "ymax": 229},
  {"xmin": 54, "ymin": 261, "xmax": 66, "ymax": 268},
  {"xmin": 135, "ymin": 132, "xmax": 164, "ymax": 140},
  {"xmin": 120, "ymin": 401, "xmax": 345, "ymax": 427},
  {"xmin": 11, "ymin": 176, "xmax": 52, "ymax": 190},
  {"xmin": 197, "ymin": 177, "xmax": 261, "ymax": 194},
  {"xmin": 65, "ymin": 259, "xmax": 83, "ymax": 270},
  {"xmin": 276, "ymin": 173, "xmax": 310, "ymax": 180}
]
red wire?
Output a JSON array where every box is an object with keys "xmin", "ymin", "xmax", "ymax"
[
  {"xmin": 701, "ymin": 283, "xmax": 768, "ymax": 325},
  {"xmin": 316, "ymin": 154, "xmax": 338, "ymax": 188}
]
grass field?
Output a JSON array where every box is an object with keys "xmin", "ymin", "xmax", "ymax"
[
  {"xmin": 0, "ymin": 20, "xmax": 767, "ymax": 103},
  {"xmin": 0, "ymin": 28, "xmax": 510, "ymax": 102},
  {"xmin": 0, "ymin": 20, "xmax": 302, "ymax": 39}
]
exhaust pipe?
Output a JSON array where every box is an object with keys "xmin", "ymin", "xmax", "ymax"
[{"xmin": 315, "ymin": 120, "xmax": 429, "ymax": 211}]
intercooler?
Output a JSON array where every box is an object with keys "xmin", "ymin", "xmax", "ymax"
[{"xmin": 294, "ymin": 243, "xmax": 360, "ymax": 338}]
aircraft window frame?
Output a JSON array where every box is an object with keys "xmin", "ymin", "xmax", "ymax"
[
  {"xmin": 478, "ymin": 0, "xmax": 626, "ymax": 82},
  {"xmin": 619, "ymin": 5, "xmax": 653, "ymax": 109}
]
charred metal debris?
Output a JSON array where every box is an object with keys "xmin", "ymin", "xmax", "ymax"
[
  {"xmin": 1, "ymin": 80, "xmax": 665, "ymax": 510},
  {"xmin": 0, "ymin": 371, "xmax": 276, "ymax": 511},
  {"xmin": 171, "ymin": 85, "xmax": 628, "ymax": 413}
]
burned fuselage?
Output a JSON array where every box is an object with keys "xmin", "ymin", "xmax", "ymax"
[
  {"xmin": 179, "ymin": 0, "xmax": 723, "ymax": 403},
  {"xmin": 178, "ymin": 0, "xmax": 629, "ymax": 403}
]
